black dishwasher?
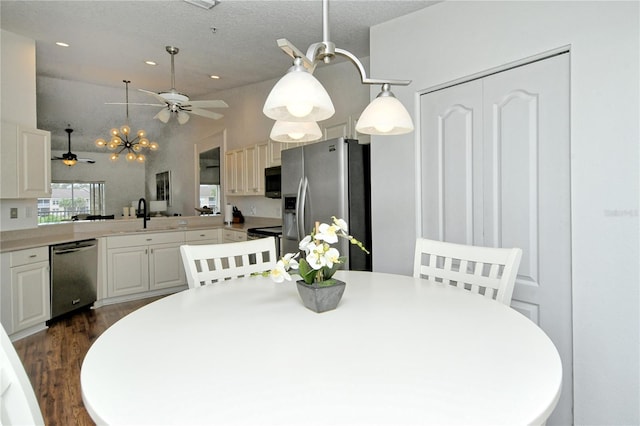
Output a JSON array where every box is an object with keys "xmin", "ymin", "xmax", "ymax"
[{"xmin": 49, "ymin": 239, "xmax": 98, "ymax": 321}]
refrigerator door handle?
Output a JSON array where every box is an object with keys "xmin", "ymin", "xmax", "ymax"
[
  {"xmin": 298, "ymin": 177, "xmax": 309, "ymax": 239},
  {"xmin": 295, "ymin": 177, "xmax": 304, "ymax": 241}
]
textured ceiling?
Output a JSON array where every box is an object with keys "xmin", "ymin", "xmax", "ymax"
[
  {"xmin": 1, "ymin": 0, "xmax": 438, "ymax": 150},
  {"xmin": 1, "ymin": 0, "xmax": 436, "ymax": 96}
]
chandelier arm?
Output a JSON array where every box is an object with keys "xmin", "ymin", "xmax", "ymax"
[{"xmin": 333, "ymin": 48, "xmax": 411, "ymax": 86}]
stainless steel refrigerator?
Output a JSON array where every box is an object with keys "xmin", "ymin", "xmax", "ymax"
[{"xmin": 281, "ymin": 138, "xmax": 371, "ymax": 271}]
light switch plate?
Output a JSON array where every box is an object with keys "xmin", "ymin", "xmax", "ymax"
[{"xmin": 10, "ymin": 208, "xmax": 18, "ymax": 219}]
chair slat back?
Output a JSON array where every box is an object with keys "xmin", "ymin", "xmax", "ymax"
[
  {"xmin": 413, "ymin": 238, "xmax": 522, "ymax": 305},
  {"xmin": 181, "ymin": 238, "xmax": 277, "ymax": 289},
  {"xmin": 0, "ymin": 324, "xmax": 45, "ymax": 425}
]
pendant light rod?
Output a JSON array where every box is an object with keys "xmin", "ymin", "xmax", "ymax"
[
  {"xmin": 275, "ymin": 0, "xmax": 410, "ymax": 87},
  {"xmin": 123, "ymin": 79, "xmax": 131, "ymax": 125}
]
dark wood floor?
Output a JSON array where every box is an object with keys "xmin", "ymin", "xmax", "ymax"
[{"xmin": 12, "ymin": 296, "xmax": 164, "ymax": 426}]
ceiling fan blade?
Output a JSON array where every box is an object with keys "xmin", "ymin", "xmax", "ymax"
[
  {"xmin": 139, "ymin": 89, "xmax": 170, "ymax": 105},
  {"xmin": 105, "ymin": 102, "xmax": 165, "ymax": 107},
  {"xmin": 78, "ymin": 158, "xmax": 96, "ymax": 163},
  {"xmin": 189, "ymin": 108, "xmax": 224, "ymax": 120},
  {"xmin": 187, "ymin": 100, "xmax": 229, "ymax": 108}
]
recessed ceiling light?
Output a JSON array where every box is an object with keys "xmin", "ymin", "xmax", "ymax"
[
  {"xmin": 55, "ymin": 42, "xmax": 70, "ymax": 47},
  {"xmin": 145, "ymin": 60, "xmax": 157, "ymax": 66},
  {"xmin": 210, "ymin": 75, "xmax": 220, "ymax": 79}
]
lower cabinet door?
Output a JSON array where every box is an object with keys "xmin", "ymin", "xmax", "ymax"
[
  {"xmin": 149, "ymin": 243, "xmax": 186, "ymax": 290},
  {"xmin": 107, "ymin": 247, "xmax": 149, "ymax": 297},
  {"xmin": 10, "ymin": 261, "xmax": 50, "ymax": 332}
]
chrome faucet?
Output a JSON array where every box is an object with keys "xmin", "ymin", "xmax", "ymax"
[{"xmin": 137, "ymin": 198, "xmax": 148, "ymax": 229}]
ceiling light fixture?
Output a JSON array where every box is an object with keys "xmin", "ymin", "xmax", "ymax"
[
  {"xmin": 270, "ymin": 120, "xmax": 323, "ymax": 143},
  {"xmin": 263, "ymin": 0, "xmax": 414, "ymax": 141},
  {"xmin": 145, "ymin": 60, "xmax": 157, "ymax": 66},
  {"xmin": 95, "ymin": 80, "xmax": 159, "ymax": 163},
  {"xmin": 55, "ymin": 42, "xmax": 69, "ymax": 47}
]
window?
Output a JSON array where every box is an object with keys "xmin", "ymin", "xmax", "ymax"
[
  {"xmin": 199, "ymin": 185, "xmax": 220, "ymax": 214},
  {"xmin": 38, "ymin": 182, "xmax": 105, "ymax": 223}
]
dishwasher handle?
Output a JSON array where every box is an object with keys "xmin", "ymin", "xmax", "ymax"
[{"xmin": 52, "ymin": 243, "xmax": 97, "ymax": 255}]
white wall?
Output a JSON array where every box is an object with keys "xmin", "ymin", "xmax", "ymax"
[{"xmin": 369, "ymin": 1, "xmax": 639, "ymax": 424}]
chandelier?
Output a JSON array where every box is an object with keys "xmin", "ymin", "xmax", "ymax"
[
  {"xmin": 263, "ymin": 0, "xmax": 414, "ymax": 142},
  {"xmin": 95, "ymin": 80, "xmax": 159, "ymax": 162}
]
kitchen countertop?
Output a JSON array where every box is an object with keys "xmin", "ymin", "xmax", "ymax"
[{"xmin": 0, "ymin": 216, "xmax": 280, "ymax": 253}]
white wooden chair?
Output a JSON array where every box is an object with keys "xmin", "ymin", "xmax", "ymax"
[
  {"xmin": 413, "ymin": 238, "xmax": 522, "ymax": 305},
  {"xmin": 0, "ymin": 324, "xmax": 45, "ymax": 425},
  {"xmin": 180, "ymin": 238, "xmax": 278, "ymax": 289}
]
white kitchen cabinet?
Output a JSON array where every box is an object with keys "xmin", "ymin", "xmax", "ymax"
[
  {"xmin": 185, "ymin": 229, "xmax": 221, "ymax": 245},
  {"xmin": 106, "ymin": 232, "xmax": 186, "ymax": 298},
  {"xmin": 268, "ymin": 139, "xmax": 284, "ymax": 166},
  {"xmin": 224, "ymin": 149, "xmax": 246, "ymax": 196},
  {"xmin": 225, "ymin": 142, "xmax": 268, "ymax": 196},
  {"xmin": 0, "ymin": 122, "xmax": 51, "ymax": 199},
  {"xmin": 0, "ymin": 247, "xmax": 50, "ymax": 336},
  {"xmin": 223, "ymin": 229, "xmax": 247, "ymax": 243},
  {"xmin": 245, "ymin": 142, "xmax": 268, "ymax": 195}
]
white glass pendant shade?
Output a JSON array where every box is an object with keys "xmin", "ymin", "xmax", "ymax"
[
  {"xmin": 155, "ymin": 108, "xmax": 171, "ymax": 123},
  {"xmin": 95, "ymin": 138, "xmax": 106, "ymax": 147},
  {"xmin": 263, "ymin": 59, "xmax": 334, "ymax": 122},
  {"xmin": 136, "ymin": 154, "xmax": 145, "ymax": 163},
  {"xmin": 177, "ymin": 111, "xmax": 190, "ymax": 125},
  {"xmin": 109, "ymin": 153, "xmax": 119, "ymax": 161},
  {"xmin": 62, "ymin": 158, "xmax": 76, "ymax": 167},
  {"xmin": 356, "ymin": 85, "xmax": 414, "ymax": 136},
  {"xmin": 125, "ymin": 151, "xmax": 136, "ymax": 162},
  {"xmin": 149, "ymin": 142, "xmax": 159, "ymax": 151},
  {"xmin": 270, "ymin": 121, "xmax": 322, "ymax": 143}
]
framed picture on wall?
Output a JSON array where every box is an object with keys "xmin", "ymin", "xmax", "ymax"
[{"xmin": 156, "ymin": 171, "xmax": 171, "ymax": 206}]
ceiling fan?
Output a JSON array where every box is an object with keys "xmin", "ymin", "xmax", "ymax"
[
  {"xmin": 138, "ymin": 46, "xmax": 228, "ymax": 124},
  {"xmin": 51, "ymin": 127, "xmax": 95, "ymax": 166}
]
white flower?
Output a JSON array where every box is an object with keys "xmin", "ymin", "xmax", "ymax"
[
  {"xmin": 316, "ymin": 223, "xmax": 339, "ymax": 244},
  {"xmin": 298, "ymin": 235, "xmax": 313, "ymax": 252},
  {"xmin": 333, "ymin": 217, "xmax": 348, "ymax": 233},
  {"xmin": 270, "ymin": 261, "xmax": 291, "ymax": 283},
  {"xmin": 323, "ymin": 247, "xmax": 341, "ymax": 268},
  {"xmin": 282, "ymin": 252, "xmax": 299, "ymax": 270},
  {"xmin": 305, "ymin": 242, "xmax": 327, "ymax": 270}
]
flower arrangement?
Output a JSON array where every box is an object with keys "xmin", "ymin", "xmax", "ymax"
[{"xmin": 270, "ymin": 216, "xmax": 369, "ymax": 285}]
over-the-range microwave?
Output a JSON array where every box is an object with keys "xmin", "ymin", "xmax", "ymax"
[{"xmin": 264, "ymin": 166, "xmax": 281, "ymax": 199}]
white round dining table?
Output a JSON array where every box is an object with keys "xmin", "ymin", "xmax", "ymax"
[{"xmin": 81, "ymin": 270, "xmax": 562, "ymax": 425}]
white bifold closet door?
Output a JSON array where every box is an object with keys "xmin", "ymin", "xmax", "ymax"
[{"xmin": 420, "ymin": 53, "xmax": 571, "ymax": 425}]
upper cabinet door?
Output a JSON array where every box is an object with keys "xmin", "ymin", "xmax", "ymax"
[{"xmin": 0, "ymin": 122, "xmax": 51, "ymax": 199}]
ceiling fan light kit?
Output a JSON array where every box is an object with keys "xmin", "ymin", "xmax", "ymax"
[
  {"xmin": 52, "ymin": 127, "xmax": 96, "ymax": 166},
  {"xmin": 264, "ymin": 0, "xmax": 414, "ymax": 141},
  {"xmin": 96, "ymin": 80, "xmax": 159, "ymax": 163}
]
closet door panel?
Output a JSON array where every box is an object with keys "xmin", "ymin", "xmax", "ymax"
[
  {"xmin": 420, "ymin": 80, "xmax": 483, "ymax": 245},
  {"xmin": 483, "ymin": 54, "xmax": 571, "ymax": 426}
]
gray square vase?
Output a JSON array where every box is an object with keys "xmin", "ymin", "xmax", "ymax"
[{"xmin": 296, "ymin": 279, "xmax": 346, "ymax": 313}]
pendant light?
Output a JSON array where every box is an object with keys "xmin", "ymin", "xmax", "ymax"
[
  {"xmin": 355, "ymin": 84, "xmax": 414, "ymax": 135},
  {"xmin": 95, "ymin": 80, "xmax": 159, "ymax": 162},
  {"xmin": 270, "ymin": 120, "xmax": 323, "ymax": 143},
  {"xmin": 263, "ymin": 0, "xmax": 414, "ymax": 137}
]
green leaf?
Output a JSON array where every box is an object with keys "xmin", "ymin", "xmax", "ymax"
[
  {"xmin": 297, "ymin": 259, "xmax": 317, "ymax": 284},
  {"xmin": 322, "ymin": 256, "xmax": 346, "ymax": 280}
]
